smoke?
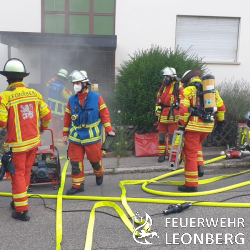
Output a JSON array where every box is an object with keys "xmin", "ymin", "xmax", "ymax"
[
  {"xmin": 0, "ymin": 43, "xmax": 115, "ymax": 105},
  {"xmin": 0, "ymin": 37, "xmax": 116, "ymax": 150},
  {"xmin": 39, "ymin": 46, "xmax": 115, "ymax": 104}
]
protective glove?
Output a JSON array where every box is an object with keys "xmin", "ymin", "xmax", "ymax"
[
  {"xmin": 245, "ymin": 145, "xmax": 250, "ymax": 151},
  {"xmin": 1, "ymin": 148, "xmax": 15, "ymax": 176},
  {"xmin": 215, "ymin": 121, "xmax": 225, "ymax": 135},
  {"xmin": 155, "ymin": 105, "xmax": 162, "ymax": 117}
]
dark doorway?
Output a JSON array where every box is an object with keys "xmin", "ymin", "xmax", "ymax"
[{"xmin": 40, "ymin": 47, "xmax": 115, "ymax": 106}]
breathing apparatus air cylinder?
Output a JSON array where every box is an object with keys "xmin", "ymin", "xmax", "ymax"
[{"xmin": 202, "ymin": 74, "xmax": 217, "ymax": 114}]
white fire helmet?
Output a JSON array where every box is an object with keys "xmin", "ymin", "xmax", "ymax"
[
  {"xmin": 57, "ymin": 69, "xmax": 68, "ymax": 79},
  {"xmin": 69, "ymin": 70, "xmax": 87, "ymax": 83},
  {"xmin": 80, "ymin": 70, "xmax": 88, "ymax": 79},
  {"xmin": 80, "ymin": 70, "xmax": 92, "ymax": 85},
  {"xmin": 161, "ymin": 67, "xmax": 177, "ymax": 77},
  {"xmin": 0, "ymin": 58, "xmax": 30, "ymax": 78}
]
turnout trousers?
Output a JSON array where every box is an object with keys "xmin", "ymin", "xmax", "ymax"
[
  {"xmin": 183, "ymin": 131, "xmax": 209, "ymax": 187},
  {"xmin": 158, "ymin": 122, "xmax": 178, "ymax": 156},
  {"xmin": 68, "ymin": 142, "xmax": 104, "ymax": 189},
  {"xmin": 11, "ymin": 148, "xmax": 37, "ymax": 212}
]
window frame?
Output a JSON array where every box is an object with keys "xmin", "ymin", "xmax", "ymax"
[
  {"xmin": 175, "ymin": 15, "xmax": 241, "ymax": 64},
  {"xmin": 41, "ymin": 0, "xmax": 116, "ymax": 35}
]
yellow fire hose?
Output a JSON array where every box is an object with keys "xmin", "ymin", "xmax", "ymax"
[
  {"xmin": 1, "ymin": 154, "xmax": 250, "ymax": 250},
  {"xmin": 56, "ymin": 159, "xmax": 69, "ymax": 250}
]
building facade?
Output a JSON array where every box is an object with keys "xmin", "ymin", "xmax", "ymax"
[{"xmin": 0, "ymin": 0, "xmax": 248, "ymax": 98}]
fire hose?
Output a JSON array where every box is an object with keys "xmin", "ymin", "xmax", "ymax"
[{"xmin": 1, "ymin": 152, "xmax": 250, "ymax": 250}]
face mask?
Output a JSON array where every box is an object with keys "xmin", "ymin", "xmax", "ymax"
[
  {"xmin": 163, "ymin": 78, "xmax": 172, "ymax": 85},
  {"xmin": 74, "ymin": 84, "xmax": 82, "ymax": 93}
]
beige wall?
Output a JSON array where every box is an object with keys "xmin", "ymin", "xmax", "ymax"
[
  {"xmin": 0, "ymin": 0, "xmax": 41, "ymax": 92},
  {"xmin": 0, "ymin": 0, "xmax": 249, "ymax": 89},
  {"xmin": 115, "ymin": 0, "xmax": 250, "ymax": 83}
]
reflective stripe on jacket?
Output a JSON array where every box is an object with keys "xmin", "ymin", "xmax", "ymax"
[
  {"xmin": 0, "ymin": 82, "xmax": 51, "ymax": 152},
  {"xmin": 68, "ymin": 91, "xmax": 102, "ymax": 145},
  {"xmin": 48, "ymin": 80, "xmax": 67, "ymax": 116},
  {"xmin": 156, "ymin": 81, "xmax": 183, "ymax": 123}
]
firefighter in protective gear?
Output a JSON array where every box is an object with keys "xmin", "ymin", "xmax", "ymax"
[
  {"xmin": 0, "ymin": 58, "xmax": 51, "ymax": 220},
  {"xmin": 47, "ymin": 69, "xmax": 72, "ymax": 150},
  {"xmin": 155, "ymin": 67, "xmax": 184, "ymax": 163},
  {"xmin": 241, "ymin": 112, "xmax": 250, "ymax": 150},
  {"xmin": 63, "ymin": 70, "xmax": 115, "ymax": 195},
  {"xmin": 177, "ymin": 69, "xmax": 226, "ymax": 192}
]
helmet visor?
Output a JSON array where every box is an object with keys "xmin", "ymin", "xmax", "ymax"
[{"xmin": 69, "ymin": 70, "xmax": 87, "ymax": 83}]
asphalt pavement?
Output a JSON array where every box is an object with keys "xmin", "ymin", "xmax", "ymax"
[{"xmin": 1, "ymin": 148, "xmax": 250, "ymax": 250}]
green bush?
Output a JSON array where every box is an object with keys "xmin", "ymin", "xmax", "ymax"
[
  {"xmin": 113, "ymin": 45, "xmax": 207, "ymax": 132},
  {"xmin": 216, "ymin": 79, "xmax": 250, "ymax": 123},
  {"xmin": 110, "ymin": 127, "xmax": 130, "ymax": 157}
]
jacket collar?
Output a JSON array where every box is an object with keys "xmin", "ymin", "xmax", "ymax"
[
  {"xmin": 190, "ymin": 78, "xmax": 202, "ymax": 86},
  {"xmin": 7, "ymin": 82, "xmax": 25, "ymax": 89}
]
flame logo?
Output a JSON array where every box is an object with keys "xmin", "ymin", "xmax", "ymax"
[{"xmin": 132, "ymin": 212, "xmax": 159, "ymax": 245}]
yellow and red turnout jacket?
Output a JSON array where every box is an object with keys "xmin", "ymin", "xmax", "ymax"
[
  {"xmin": 0, "ymin": 82, "xmax": 51, "ymax": 152},
  {"xmin": 179, "ymin": 79, "xmax": 226, "ymax": 132}
]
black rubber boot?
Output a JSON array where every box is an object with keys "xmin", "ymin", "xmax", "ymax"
[
  {"xmin": 96, "ymin": 175, "xmax": 103, "ymax": 186},
  {"xmin": 66, "ymin": 184, "xmax": 84, "ymax": 195},
  {"xmin": 158, "ymin": 156, "xmax": 165, "ymax": 163},
  {"xmin": 12, "ymin": 210, "xmax": 30, "ymax": 221},
  {"xmin": 198, "ymin": 165, "xmax": 204, "ymax": 177},
  {"xmin": 178, "ymin": 185, "xmax": 198, "ymax": 192},
  {"xmin": 10, "ymin": 200, "xmax": 15, "ymax": 210}
]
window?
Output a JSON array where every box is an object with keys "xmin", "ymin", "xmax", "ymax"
[
  {"xmin": 44, "ymin": 14, "xmax": 65, "ymax": 34},
  {"xmin": 175, "ymin": 16, "xmax": 240, "ymax": 63},
  {"xmin": 69, "ymin": 15, "xmax": 89, "ymax": 34},
  {"xmin": 45, "ymin": 0, "xmax": 65, "ymax": 11},
  {"xmin": 94, "ymin": 0, "xmax": 114, "ymax": 13},
  {"xmin": 42, "ymin": 0, "xmax": 115, "ymax": 35},
  {"xmin": 69, "ymin": 0, "xmax": 90, "ymax": 12},
  {"xmin": 93, "ymin": 16, "xmax": 114, "ymax": 35}
]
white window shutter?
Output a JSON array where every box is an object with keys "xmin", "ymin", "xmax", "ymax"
[{"xmin": 176, "ymin": 16, "xmax": 240, "ymax": 62}]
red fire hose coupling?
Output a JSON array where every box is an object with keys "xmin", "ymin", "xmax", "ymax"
[{"xmin": 221, "ymin": 151, "xmax": 243, "ymax": 159}]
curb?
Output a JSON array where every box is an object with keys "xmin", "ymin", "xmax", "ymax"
[
  {"xmin": 65, "ymin": 161, "xmax": 250, "ymax": 177},
  {"xmin": 2, "ymin": 161, "xmax": 249, "ymax": 181}
]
